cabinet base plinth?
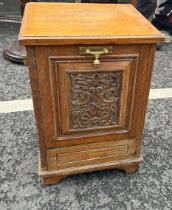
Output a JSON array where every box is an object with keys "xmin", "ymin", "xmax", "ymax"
[
  {"xmin": 39, "ymin": 156, "xmax": 143, "ymax": 185},
  {"xmin": 43, "ymin": 175, "xmax": 67, "ymax": 185},
  {"xmin": 121, "ymin": 163, "xmax": 140, "ymax": 173}
]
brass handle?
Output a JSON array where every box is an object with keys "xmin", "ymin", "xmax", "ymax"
[
  {"xmin": 79, "ymin": 46, "xmax": 112, "ymax": 68},
  {"xmin": 85, "ymin": 48, "xmax": 108, "ymax": 68}
]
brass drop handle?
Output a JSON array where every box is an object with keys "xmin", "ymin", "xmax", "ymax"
[
  {"xmin": 79, "ymin": 46, "xmax": 112, "ymax": 68},
  {"xmin": 85, "ymin": 48, "xmax": 109, "ymax": 68}
]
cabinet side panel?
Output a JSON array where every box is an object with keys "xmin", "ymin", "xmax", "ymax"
[
  {"xmin": 26, "ymin": 46, "xmax": 47, "ymax": 170},
  {"xmin": 130, "ymin": 44, "xmax": 156, "ymax": 155},
  {"xmin": 34, "ymin": 46, "xmax": 57, "ymax": 148}
]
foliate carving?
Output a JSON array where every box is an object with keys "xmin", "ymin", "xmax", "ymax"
[{"xmin": 69, "ymin": 72, "xmax": 121, "ymax": 129}]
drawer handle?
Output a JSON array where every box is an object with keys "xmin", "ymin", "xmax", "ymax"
[{"xmin": 79, "ymin": 46, "xmax": 112, "ymax": 68}]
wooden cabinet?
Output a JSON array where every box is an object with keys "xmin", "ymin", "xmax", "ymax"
[{"xmin": 19, "ymin": 3, "xmax": 164, "ymax": 185}]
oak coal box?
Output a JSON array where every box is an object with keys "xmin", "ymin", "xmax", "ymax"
[{"xmin": 19, "ymin": 3, "xmax": 164, "ymax": 185}]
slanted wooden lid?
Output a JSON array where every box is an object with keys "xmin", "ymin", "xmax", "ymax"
[{"xmin": 19, "ymin": 3, "xmax": 164, "ymax": 45}]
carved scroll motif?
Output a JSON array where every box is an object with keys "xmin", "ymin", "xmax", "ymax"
[{"xmin": 69, "ymin": 72, "xmax": 121, "ymax": 129}]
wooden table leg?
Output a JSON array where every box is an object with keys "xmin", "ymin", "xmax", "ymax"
[{"xmin": 3, "ymin": 40, "xmax": 26, "ymax": 64}]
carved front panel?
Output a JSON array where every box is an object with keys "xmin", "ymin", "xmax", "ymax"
[
  {"xmin": 69, "ymin": 72, "xmax": 122, "ymax": 129},
  {"xmin": 48, "ymin": 55, "xmax": 138, "ymax": 139}
]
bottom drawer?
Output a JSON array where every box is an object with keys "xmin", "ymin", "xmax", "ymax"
[{"xmin": 47, "ymin": 139, "xmax": 137, "ymax": 170}]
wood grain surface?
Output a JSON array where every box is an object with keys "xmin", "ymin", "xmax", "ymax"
[
  {"xmin": 26, "ymin": 44, "xmax": 156, "ymax": 184},
  {"xmin": 19, "ymin": 3, "xmax": 164, "ymax": 45},
  {"xmin": 22, "ymin": 3, "xmax": 163, "ymax": 184}
]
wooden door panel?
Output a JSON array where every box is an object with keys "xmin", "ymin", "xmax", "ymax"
[
  {"xmin": 46, "ymin": 54, "xmax": 138, "ymax": 147},
  {"xmin": 58, "ymin": 60, "xmax": 130, "ymax": 134}
]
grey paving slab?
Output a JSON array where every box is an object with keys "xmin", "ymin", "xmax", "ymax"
[
  {"xmin": 0, "ymin": 98, "xmax": 171, "ymax": 210},
  {"xmin": 152, "ymin": 43, "xmax": 172, "ymax": 89},
  {"xmin": 0, "ymin": 22, "xmax": 31, "ymax": 101}
]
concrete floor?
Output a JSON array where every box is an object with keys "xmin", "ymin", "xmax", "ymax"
[{"xmin": 0, "ymin": 22, "xmax": 172, "ymax": 210}]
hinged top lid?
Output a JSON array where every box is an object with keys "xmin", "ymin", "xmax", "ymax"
[{"xmin": 19, "ymin": 3, "xmax": 164, "ymax": 45}]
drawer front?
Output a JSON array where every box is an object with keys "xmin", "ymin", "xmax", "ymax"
[{"xmin": 47, "ymin": 138, "xmax": 137, "ymax": 170}]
